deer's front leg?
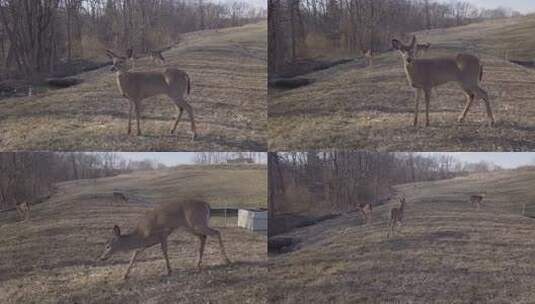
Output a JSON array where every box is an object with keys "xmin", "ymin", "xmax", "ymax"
[
  {"xmin": 413, "ymin": 89, "xmax": 421, "ymax": 126},
  {"xmin": 127, "ymin": 101, "xmax": 133, "ymax": 135}
]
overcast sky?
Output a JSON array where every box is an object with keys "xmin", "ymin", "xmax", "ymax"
[
  {"xmin": 459, "ymin": 0, "xmax": 535, "ymax": 13},
  {"xmin": 421, "ymin": 152, "xmax": 535, "ymax": 169},
  {"xmin": 115, "ymin": 152, "xmax": 267, "ymax": 166}
]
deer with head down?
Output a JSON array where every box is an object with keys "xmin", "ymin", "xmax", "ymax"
[
  {"xmin": 99, "ymin": 199, "xmax": 231, "ymax": 280},
  {"xmin": 105, "ymin": 49, "xmax": 197, "ymax": 140}
]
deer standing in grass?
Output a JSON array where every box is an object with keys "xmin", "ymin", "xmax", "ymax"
[
  {"xmin": 392, "ymin": 36, "xmax": 495, "ymax": 127},
  {"xmin": 99, "ymin": 199, "xmax": 231, "ymax": 280},
  {"xmin": 362, "ymin": 48, "xmax": 374, "ymax": 67},
  {"xmin": 387, "ymin": 197, "xmax": 406, "ymax": 239},
  {"xmin": 470, "ymin": 194, "xmax": 484, "ymax": 209},
  {"xmin": 105, "ymin": 49, "xmax": 197, "ymax": 140},
  {"xmin": 416, "ymin": 42, "xmax": 431, "ymax": 57},
  {"xmin": 16, "ymin": 201, "xmax": 30, "ymax": 222},
  {"xmin": 356, "ymin": 202, "xmax": 373, "ymax": 224}
]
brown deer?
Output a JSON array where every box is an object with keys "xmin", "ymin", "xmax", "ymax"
[
  {"xmin": 113, "ymin": 191, "xmax": 128, "ymax": 204},
  {"xmin": 387, "ymin": 197, "xmax": 406, "ymax": 239},
  {"xmin": 362, "ymin": 48, "xmax": 374, "ymax": 67},
  {"xmin": 16, "ymin": 201, "xmax": 30, "ymax": 222},
  {"xmin": 392, "ymin": 36, "xmax": 495, "ymax": 127},
  {"xmin": 99, "ymin": 199, "xmax": 231, "ymax": 280},
  {"xmin": 356, "ymin": 202, "xmax": 373, "ymax": 224},
  {"xmin": 105, "ymin": 49, "xmax": 196, "ymax": 139},
  {"xmin": 416, "ymin": 42, "xmax": 431, "ymax": 57},
  {"xmin": 470, "ymin": 194, "xmax": 484, "ymax": 209}
]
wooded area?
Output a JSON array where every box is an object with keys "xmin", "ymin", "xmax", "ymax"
[
  {"xmin": 269, "ymin": 152, "xmax": 502, "ymax": 216},
  {"xmin": 0, "ymin": 0, "xmax": 266, "ymax": 86},
  {"xmin": 268, "ymin": 0, "xmax": 520, "ymax": 75},
  {"xmin": 192, "ymin": 152, "xmax": 267, "ymax": 164},
  {"xmin": 0, "ymin": 152, "xmax": 168, "ymax": 210}
]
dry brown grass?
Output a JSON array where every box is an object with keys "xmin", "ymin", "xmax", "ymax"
[
  {"xmin": 268, "ymin": 168, "xmax": 535, "ymax": 303},
  {"xmin": 269, "ymin": 16, "xmax": 535, "ymax": 151},
  {"xmin": 0, "ymin": 22, "xmax": 267, "ymax": 151},
  {"xmin": 0, "ymin": 166, "xmax": 267, "ymax": 304}
]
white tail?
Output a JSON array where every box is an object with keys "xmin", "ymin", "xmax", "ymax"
[
  {"xmin": 392, "ymin": 36, "xmax": 495, "ymax": 127},
  {"xmin": 99, "ymin": 199, "xmax": 231, "ymax": 280},
  {"xmin": 105, "ymin": 49, "xmax": 196, "ymax": 140},
  {"xmin": 16, "ymin": 201, "xmax": 30, "ymax": 222},
  {"xmin": 387, "ymin": 197, "xmax": 405, "ymax": 238}
]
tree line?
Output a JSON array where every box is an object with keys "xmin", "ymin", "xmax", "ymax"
[
  {"xmin": 0, "ymin": 152, "xmax": 168, "ymax": 210},
  {"xmin": 192, "ymin": 152, "xmax": 267, "ymax": 164},
  {"xmin": 0, "ymin": 0, "xmax": 266, "ymax": 84},
  {"xmin": 268, "ymin": 152, "xmax": 502, "ymax": 216},
  {"xmin": 268, "ymin": 0, "xmax": 520, "ymax": 76}
]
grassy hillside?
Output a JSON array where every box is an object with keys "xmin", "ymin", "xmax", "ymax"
[
  {"xmin": 268, "ymin": 168, "xmax": 535, "ymax": 303},
  {"xmin": 269, "ymin": 15, "xmax": 535, "ymax": 151},
  {"xmin": 0, "ymin": 166, "xmax": 267, "ymax": 304},
  {"xmin": 0, "ymin": 22, "xmax": 267, "ymax": 151}
]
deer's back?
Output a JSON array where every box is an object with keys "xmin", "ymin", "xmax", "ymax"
[
  {"xmin": 405, "ymin": 53, "xmax": 481, "ymax": 88},
  {"xmin": 135, "ymin": 199, "xmax": 210, "ymax": 238}
]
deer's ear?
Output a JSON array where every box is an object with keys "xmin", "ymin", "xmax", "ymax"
[
  {"xmin": 113, "ymin": 225, "xmax": 121, "ymax": 236},
  {"xmin": 392, "ymin": 39, "xmax": 402, "ymax": 50}
]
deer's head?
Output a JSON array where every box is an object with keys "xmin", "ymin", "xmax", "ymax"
[
  {"xmin": 106, "ymin": 50, "xmax": 129, "ymax": 73},
  {"xmin": 100, "ymin": 225, "xmax": 125, "ymax": 260},
  {"xmin": 392, "ymin": 36, "xmax": 417, "ymax": 62}
]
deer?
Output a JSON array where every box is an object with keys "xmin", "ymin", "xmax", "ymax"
[
  {"xmin": 470, "ymin": 194, "xmax": 484, "ymax": 209},
  {"xmin": 149, "ymin": 46, "xmax": 172, "ymax": 65},
  {"xmin": 356, "ymin": 202, "xmax": 373, "ymax": 224},
  {"xmin": 105, "ymin": 49, "xmax": 197, "ymax": 140},
  {"xmin": 387, "ymin": 197, "xmax": 406, "ymax": 239},
  {"xmin": 15, "ymin": 201, "xmax": 30, "ymax": 222},
  {"xmin": 362, "ymin": 48, "xmax": 374, "ymax": 67},
  {"xmin": 113, "ymin": 191, "xmax": 128, "ymax": 204},
  {"xmin": 392, "ymin": 36, "xmax": 495, "ymax": 127},
  {"xmin": 416, "ymin": 42, "xmax": 431, "ymax": 57},
  {"xmin": 99, "ymin": 199, "xmax": 231, "ymax": 280}
]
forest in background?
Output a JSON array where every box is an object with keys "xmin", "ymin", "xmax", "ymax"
[
  {"xmin": 0, "ymin": 0, "xmax": 266, "ymax": 89},
  {"xmin": 0, "ymin": 152, "xmax": 266, "ymax": 211},
  {"xmin": 268, "ymin": 0, "xmax": 522, "ymax": 76},
  {"xmin": 268, "ymin": 152, "xmax": 507, "ymax": 216}
]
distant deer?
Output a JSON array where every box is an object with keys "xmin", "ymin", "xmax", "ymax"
[
  {"xmin": 16, "ymin": 201, "xmax": 30, "ymax": 222},
  {"xmin": 392, "ymin": 36, "xmax": 495, "ymax": 127},
  {"xmin": 387, "ymin": 197, "xmax": 406, "ymax": 238},
  {"xmin": 150, "ymin": 46, "xmax": 172, "ymax": 65},
  {"xmin": 113, "ymin": 191, "xmax": 128, "ymax": 204},
  {"xmin": 362, "ymin": 48, "xmax": 374, "ymax": 67},
  {"xmin": 105, "ymin": 49, "xmax": 196, "ymax": 139},
  {"xmin": 99, "ymin": 199, "xmax": 231, "ymax": 279},
  {"xmin": 470, "ymin": 194, "xmax": 484, "ymax": 209},
  {"xmin": 356, "ymin": 202, "xmax": 373, "ymax": 224},
  {"xmin": 416, "ymin": 42, "xmax": 431, "ymax": 57}
]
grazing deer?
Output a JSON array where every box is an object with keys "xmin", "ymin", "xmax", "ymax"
[
  {"xmin": 113, "ymin": 191, "xmax": 128, "ymax": 204},
  {"xmin": 392, "ymin": 36, "xmax": 495, "ymax": 127},
  {"xmin": 16, "ymin": 201, "xmax": 30, "ymax": 222},
  {"xmin": 105, "ymin": 49, "xmax": 196, "ymax": 139},
  {"xmin": 99, "ymin": 199, "xmax": 231, "ymax": 280},
  {"xmin": 356, "ymin": 202, "xmax": 373, "ymax": 224},
  {"xmin": 470, "ymin": 194, "xmax": 484, "ymax": 209},
  {"xmin": 416, "ymin": 42, "xmax": 431, "ymax": 57},
  {"xmin": 387, "ymin": 197, "xmax": 406, "ymax": 239}
]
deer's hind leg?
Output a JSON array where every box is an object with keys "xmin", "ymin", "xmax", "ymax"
[
  {"xmin": 172, "ymin": 98, "xmax": 197, "ymax": 141},
  {"xmin": 413, "ymin": 89, "xmax": 421, "ymax": 126},
  {"xmin": 474, "ymin": 86, "xmax": 495, "ymax": 127},
  {"xmin": 160, "ymin": 238, "xmax": 172, "ymax": 275},
  {"xmin": 424, "ymin": 88, "xmax": 432, "ymax": 127},
  {"xmin": 458, "ymin": 92, "xmax": 475, "ymax": 123},
  {"xmin": 194, "ymin": 226, "xmax": 231, "ymax": 265},
  {"xmin": 170, "ymin": 104, "xmax": 184, "ymax": 135}
]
